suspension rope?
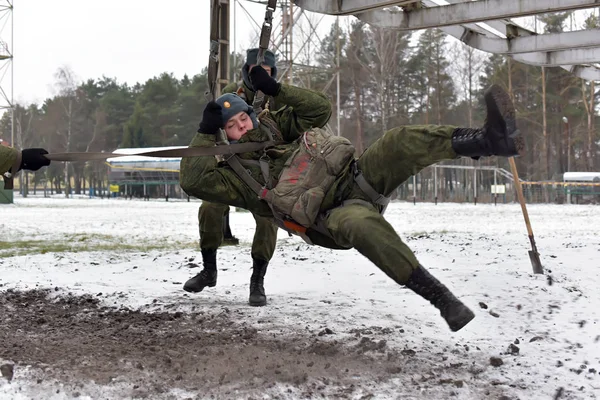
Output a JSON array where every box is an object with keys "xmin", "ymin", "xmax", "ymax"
[{"xmin": 252, "ymin": 0, "xmax": 277, "ymax": 114}]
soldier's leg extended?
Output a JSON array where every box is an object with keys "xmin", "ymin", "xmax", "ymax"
[
  {"xmin": 248, "ymin": 214, "xmax": 278, "ymax": 307},
  {"xmin": 337, "ymin": 84, "xmax": 522, "ymax": 331},
  {"xmin": 325, "ymin": 204, "xmax": 474, "ymax": 332},
  {"xmin": 183, "ymin": 201, "xmax": 229, "ymax": 293},
  {"xmin": 357, "ymin": 84, "xmax": 522, "ymax": 198}
]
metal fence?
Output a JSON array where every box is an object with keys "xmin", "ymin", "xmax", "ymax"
[{"xmin": 393, "ymin": 164, "xmax": 600, "ymax": 205}]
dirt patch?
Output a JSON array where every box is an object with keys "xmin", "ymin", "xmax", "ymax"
[
  {"xmin": 0, "ymin": 289, "xmax": 404, "ymax": 398},
  {"xmin": 0, "ymin": 289, "xmax": 526, "ymax": 399}
]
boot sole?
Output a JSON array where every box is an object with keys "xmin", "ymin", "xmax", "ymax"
[
  {"xmin": 485, "ymin": 84, "xmax": 524, "ymax": 157},
  {"xmin": 249, "ymin": 299, "xmax": 267, "ymax": 307},
  {"xmin": 221, "ymin": 237, "xmax": 240, "ymax": 246},
  {"xmin": 182, "ymin": 282, "xmax": 217, "ymax": 293},
  {"xmin": 448, "ymin": 307, "xmax": 475, "ymax": 332}
]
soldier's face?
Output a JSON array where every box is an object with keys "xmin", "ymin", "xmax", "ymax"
[
  {"xmin": 249, "ymin": 64, "xmax": 272, "ymax": 76},
  {"xmin": 225, "ymin": 111, "xmax": 254, "ymax": 141}
]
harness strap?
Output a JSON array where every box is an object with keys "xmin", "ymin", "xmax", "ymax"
[
  {"xmin": 351, "ymin": 162, "xmax": 391, "ymax": 212},
  {"xmin": 252, "ymin": 0, "xmax": 277, "ymax": 114},
  {"xmin": 225, "ymin": 148, "xmax": 390, "ymax": 246},
  {"xmin": 226, "ymin": 154, "xmax": 265, "ymax": 196},
  {"xmin": 259, "ymin": 158, "xmax": 271, "ymax": 189},
  {"xmin": 44, "ymin": 141, "xmax": 278, "ymax": 162},
  {"xmin": 237, "ymin": 159, "xmax": 260, "ymax": 168}
]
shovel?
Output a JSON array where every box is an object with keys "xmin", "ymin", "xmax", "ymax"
[{"xmin": 509, "ymin": 158, "xmax": 544, "ymax": 274}]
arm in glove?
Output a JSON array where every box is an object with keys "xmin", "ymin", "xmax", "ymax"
[
  {"xmin": 20, "ymin": 148, "xmax": 50, "ymax": 171},
  {"xmin": 198, "ymin": 101, "xmax": 224, "ymax": 135},
  {"xmin": 249, "ymin": 66, "xmax": 280, "ymax": 97}
]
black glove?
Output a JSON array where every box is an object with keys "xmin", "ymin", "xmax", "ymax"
[
  {"xmin": 249, "ymin": 66, "xmax": 280, "ymax": 97},
  {"xmin": 198, "ymin": 101, "xmax": 223, "ymax": 135},
  {"xmin": 20, "ymin": 148, "xmax": 50, "ymax": 171}
]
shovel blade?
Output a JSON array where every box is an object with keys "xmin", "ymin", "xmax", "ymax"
[{"xmin": 528, "ymin": 250, "xmax": 543, "ymax": 274}]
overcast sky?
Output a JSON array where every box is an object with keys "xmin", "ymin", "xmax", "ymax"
[{"xmin": 6, "ymin": 0, "xmax": 282, "ymax": 105}]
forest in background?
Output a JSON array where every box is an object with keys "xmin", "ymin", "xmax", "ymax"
[{"xmin": 1, "ymin": 11, "xmax": 598, "ymax": 196}]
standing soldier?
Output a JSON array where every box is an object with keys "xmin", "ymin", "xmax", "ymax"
[{"xmin": 183, "ymin": 48, "xmax": 280, "ymax": 308}]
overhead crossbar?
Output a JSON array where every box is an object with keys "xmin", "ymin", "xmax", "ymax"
[{"xmin": 293, "ymin": 0, "xmax": 600, "ymax": 80}]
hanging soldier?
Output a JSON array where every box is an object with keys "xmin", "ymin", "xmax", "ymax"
[{"xmin": 180, "ymin": 65, "xmax": 524, "ymax": 332}]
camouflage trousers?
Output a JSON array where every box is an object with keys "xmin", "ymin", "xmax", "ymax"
[
  {"xmin": 199, "ymin": 201, "xmax": 278, "ymax": 262},
  {"xmin": 322, "ymin": 124, "xmax": 457, "ymax": 284}
]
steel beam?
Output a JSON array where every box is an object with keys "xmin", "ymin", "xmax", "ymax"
[
  {"xmin": 356, "ymin": 0, "xmax": 600, "ymax": 31},
  {"xmin": 477, "ymin": 14, "xmax": 600, "ymax": 79},
  {"xmin": 434, "ymin": 24, "xmax": 600, "ymax": 56},
  {"xmin": 293, "ymin": 0, "xmax": 600, "ymax": 80},
  {"xmin": 513, "ymin": 48, "xmax": 600, "ymax": 67},
  {"xmin": 294, "ymin": 0, "xmax": 414, "ymax": 15}
]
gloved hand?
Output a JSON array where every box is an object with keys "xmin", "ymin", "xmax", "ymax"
[
  {"xmin": 198, "ymin": 101, "xmax": 223, "ymax": 135},
  {"xmin": 249, "ymin": 65, "xmax": 280, "ymax": 97},
  {"xmin": 20, "ymin": 148, "xmax": 50, "ymax": 171}
]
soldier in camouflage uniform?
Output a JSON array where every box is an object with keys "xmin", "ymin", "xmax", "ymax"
[
  {"xmin": 1, "ymin": 145, "xmax": 50, "ymax": 178},
  {"xmin": 181, "ymin": 65, "xmax": 523, "ymax": 332},
  {"xmin": 183, "ymin": 49, "xmax": 280, "ymax": 307}
]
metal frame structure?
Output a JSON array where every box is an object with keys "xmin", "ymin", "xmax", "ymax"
[
  {"xmin": 0, "ymin": 1, "xmax": 13, "ymax": 144},
  {"xmin": 211, "ymin": 0, "xmax": 231, "ymax": 96},
  {"xmin": 237, "ymin": 0, "xmax": 327, "ymax": 85},
  {"xmin": 235, "ymin": 1, "xmax": 342, "ymax": 135},
  {"xmin": 294, "ymin": 0, "xmax": 600, "ymax": 81}
]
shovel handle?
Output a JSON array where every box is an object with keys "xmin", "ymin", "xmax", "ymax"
[{"xmin": 509, "ymin": 157, "xmax": 534, "ymax": 237}]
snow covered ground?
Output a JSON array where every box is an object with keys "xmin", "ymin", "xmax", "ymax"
[{"xmin": 0, "ymin": 197, "xmax": 599, "ymax": 400}]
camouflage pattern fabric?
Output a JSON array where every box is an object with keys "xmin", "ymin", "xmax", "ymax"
[
  {"xmin": 198, "ymin": 200, "xmax": 278, "ymax": 262},
  {"xmin": 0, "ymin": 146, "xmax": 18, "ymax": 175},
  {"xmin": 181, "ymin": 84, "xmax": 332, "ymax": 219},
  {"xmin": 196, "ymin": 80, "xmax": 282, "ymax": 260},
  {"xmin": 181, "ymin": 84, "xmax": 459, "ymax": 284}
]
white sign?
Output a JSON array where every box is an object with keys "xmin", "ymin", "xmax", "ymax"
[{"xmin": 491, "ymin": 184, "xmax": 506, "ymax": 194}]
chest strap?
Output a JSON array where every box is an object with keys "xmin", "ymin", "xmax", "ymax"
[{"xmin": 226, "ymin": 155, "xmax": 390, "ymax": 245}]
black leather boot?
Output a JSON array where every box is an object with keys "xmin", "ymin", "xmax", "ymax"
[
  {"xmin": 183, "ymin": 249, "xmax": 218, "ymax": 293},
  {"xmin": 405, "ymin": 265, "xmax": 475, "ymax": 332},
  {"xmin": 452, "ymin": 84, "xmax": 523, "ymax": 158},
  {"xmin": 249, "ymin": 258, "xmax": 268, "ymax": 306}
]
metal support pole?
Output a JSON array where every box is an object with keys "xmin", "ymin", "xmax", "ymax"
[
  {"xmin": 494, "ymin": 169, "xmax": 497, "ymax": 206},
  {"xmin": 434, "ymin": 166, "xmax": 438, "ymax": 205},
  {"xmin": 336, "ymin": 15, "xmax": 341, "ymax": 136},
  {"xmin": 218, "ymin": 0, "xmax": 230, "ymax": 95},
  {"xmin": 290, "ymin": 1, "xmax": 294, "ymax": 84},
  {"xmin": 233, "ymin": 0, "xmax": 237, "ymax": 81},
  {"xmin": 10, "ymin": 3, "xmax": 14, "ymax": 149},
  {"xmin": 474, "ymin": 167, "xmax": 477, "ymax": 205},
  {"xmin": 566, "ymin": 120, "xmax": 571, "ymax": 172},
  {"xmin": 413, "ymin": 175, "xmax": 416, "ymax": 205}
]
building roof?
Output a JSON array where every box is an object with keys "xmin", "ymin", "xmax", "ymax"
[{"xmin": 563, "ymin": 172, "xmax": 600, "ymax": 182}]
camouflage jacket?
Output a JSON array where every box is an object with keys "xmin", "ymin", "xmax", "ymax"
[
  {"xmin": 180, "ymin": 84, "xmax": 354, "ymax": 221},
  {"xmin": 0, "ymin": 145, "xmax": 19, "ymax": 176}
]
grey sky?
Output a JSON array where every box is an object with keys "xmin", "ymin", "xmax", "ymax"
[{"xmin": 9, "ymin": 0, "xmax": 274, "ymax": 105}]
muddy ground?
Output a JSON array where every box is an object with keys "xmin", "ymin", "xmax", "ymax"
[{"xmin": 0, "ymin": 288, "xmax": 530, "ymax": 400}]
